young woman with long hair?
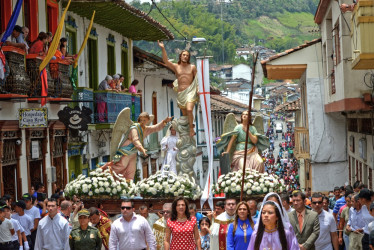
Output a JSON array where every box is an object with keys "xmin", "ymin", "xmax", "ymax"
[
  {"xmin": 227, "ymin": 201, "xmax": 255, "ymax": 250},
  {"xmin": 247, "ymin": 201, "xmax": 299, "ymax": 250},
  {"xmin": 164, "ymin": 197, "xmax": 201, "ymax": 250}
]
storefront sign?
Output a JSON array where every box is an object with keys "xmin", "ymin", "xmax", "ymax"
[
  {"xmin": 58, "ymin": 106, "xmax": 92, "ymax": 136},
  {"xmin": 19, "ymin": 108, "xmax": 48, "ymax": 128}
]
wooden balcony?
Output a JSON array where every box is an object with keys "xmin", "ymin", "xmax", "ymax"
[
  {"xmin": 351, "ymin": 0, "xmax": 374, "ymax": 69},
  {"xmin": 294, "ymin": 127, "xmax": 310, "ymax": 159}
]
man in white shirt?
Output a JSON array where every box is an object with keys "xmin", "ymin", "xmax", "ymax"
[
  {"xmin": 1, "ymin": 200, "xmax": 25, "ymax": 249},
  {"xmin": 0, "ymin": 202, "xmax": 15, "ymax": 249},
  {"xmin": 34, "ymin": 198, "xmax": 70, "ymax": 250},
  {"xmin": 210, "ymin": 198, "xmax": 236, "ymax": 250},
  {"xmin": 109, "ymin": 199, "xmax": 156, "ymax": 250},
  {"xmin": 311, "ymin": 193, "xmax": 339, "ymax": 250},
  {"xmin": 139, "ymin": 205, "xmax": 159, "ymax": 229},
  {"xmin": 12, "ymin": 200, "xmax": 33, "ymax": 248},
  {"xmin": 0, "ymin": 25, "xmax": 26, "ymax": 51},
  {"xmin": 23, "ymin": 193, "xmax": 41, "ymax": 249},
  {"xmin": 281, "ymin": 193, "xmax": 294, "ymax": 213}
]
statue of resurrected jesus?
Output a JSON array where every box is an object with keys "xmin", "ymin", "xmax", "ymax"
[{"xmin": 158, "ymin": 40, "xmax": 198, "ymax": 137}]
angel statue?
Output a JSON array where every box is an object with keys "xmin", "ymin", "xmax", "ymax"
[
  {"xmin": 100, "ymin": 107, "xmax": 172, "ymax": 180},
  {"xmin": 217, "ymin": 111, "xmax": 269, "ymax": 173}
]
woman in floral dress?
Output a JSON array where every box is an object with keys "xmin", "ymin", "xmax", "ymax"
[{"xmin": 164, "ymin": 197, "xmax": 201, "ymax": 250}]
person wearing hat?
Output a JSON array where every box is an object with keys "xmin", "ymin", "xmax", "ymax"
[
  {"xmin": 23, "ymin": 193, "xmax": 41, "ymax": 250},
  {"xmin": 0, "ymin": 202, "xmax": 15, "ymax": 249},
  {"xmin": 12, "ymin": 200, "xmax": 32, "ymax": 249},
  {"xmin": 69, "ymin": 209, "xmax": 102, "ymax": 250},
  {"xmin": 0, "ymin": 25, "xmax": 27, "ymax": 50}
]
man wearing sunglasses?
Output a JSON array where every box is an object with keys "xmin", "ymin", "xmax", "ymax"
[
  {"xmin": 109, "ymin": 199, "xmax": 156, "ymax": 250},
  {"xmin": 311, "ymin": 193, "xmax": 339, "ymax": 250},
  {"xmin": 153, "ymin": 203, "xmax": 172, "ymax": 250}
]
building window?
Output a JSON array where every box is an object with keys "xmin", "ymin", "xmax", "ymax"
[
  {"xmin": 348, "ymin": 118, "xmax": 358, "ymax": 132},
  {"xmin": 87, "ymin": 36, "xmax": 98, "ymax": 90},
  {"xmin": 360, "ymin": 118, "xmax": 372, "ymax": 135},
  {"xmin": 369, "ymin": 168, "xmax": 372, "ymax": 190},
  {"xmin": 333, "ymin": 24, "xmax": 341, "ymax": 66},
  {"xmin": 170, "ymin": 99, "xmax": 174, "ymax": 117},
  {"xmin": 24, "ymin": 0, "xmax": 38, "ymax": 43},
  {"xmin": 121, "ymin": 40, "xmax": 129, "ymax": 88},
  {"xmin": 46, "ymin": 0, "xmax": 59, "ymax": 34},
  {"xmin": 330, "ymin": 69, "xmax": 336, "ymax": 94},
  {"xmin": 107, "ymin": 34, "xmax": 116, "ymax": 76}
]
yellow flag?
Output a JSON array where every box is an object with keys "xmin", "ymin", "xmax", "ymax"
[
  {"xmin": 39, "ymin": 0, "xmax": 71, "ymax": 73},
  {"xmin": 74, "ymin": 11, "xmax": 95, "ymax": 68}
]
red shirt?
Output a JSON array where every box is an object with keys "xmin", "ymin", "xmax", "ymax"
[
  {"xmin": 167, "ymin": 216, "xmax": 197, "ymax": 250},
  {"xmin": 29, "ymin": 40, "xmax": 45, "ymax": 55}
]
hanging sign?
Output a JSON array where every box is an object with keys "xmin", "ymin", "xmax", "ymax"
[
  {"xmin": 58, "ymin": 106, "xmax": 92, "ymax": 136},
  {"xmin": 19, "ymin": 108, "xmax": 48, "ymax": 128}
]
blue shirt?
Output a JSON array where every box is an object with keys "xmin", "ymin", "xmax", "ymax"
[
  {"xmin": 333, "ymin": 196, "xmax": 346, "ymax": 222},
  {"xmin": 196, "ymin": 212, "xmax": 204, "ymax": 229},
  {"xmin": 227, "ymin": 218, "xmax": 254, "ymax": 250}
]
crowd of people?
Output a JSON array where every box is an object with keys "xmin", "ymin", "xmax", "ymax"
[{"xmin": 262, "ymin": 119, "xmax": 300, "ymax": 192}]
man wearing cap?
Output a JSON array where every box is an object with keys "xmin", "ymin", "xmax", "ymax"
[
  {"xmin": 0, "ymin": 202, "xmax": 15, "ymax": 250},
  {"xmin": 0, "ymin": 25, "xmax": 26, "ymax": 50},
  {"xmin": 69, "ymin": 209, "xmax": 102, "ymax": 250},
  {"xmin": 23, "ymin": 193, "xmax": 41, "ymax": 250},
  {"xmin": 12, "ymin": 200, "xmax": 33, "ymax": 249},
  {"xmin": 34, "ymin": 198, "xmax": 70, "ymax": 250}
]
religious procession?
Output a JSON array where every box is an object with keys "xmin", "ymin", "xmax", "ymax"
[{"xmin": 0, "ymin": 0, "xmax": 373, "ymax": 250}]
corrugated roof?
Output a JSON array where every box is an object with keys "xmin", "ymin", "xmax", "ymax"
[
  {"xmin": 275, "ymin": 98, "xmax": 301, "ymax": 112},
  {"xmin": 64, "ymin": 0, "xmax": 174, "ymax": 41}
]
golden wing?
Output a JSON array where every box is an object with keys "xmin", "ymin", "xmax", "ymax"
[{"xmin": 110, "ymin": 108, "xmax": 133, "ymax": 160}]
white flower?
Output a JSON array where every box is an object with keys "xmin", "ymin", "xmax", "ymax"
[
  {"xmin": 235, "ymin": 186, "xmax": 241, "ymax": 192},
  {"xmin": 106, "ymin": 187, "xmax": 111, "ymax": 193},
  {"xmin": 246, "ymin": 189, "xmax": 252, "ymax": 195},
  {"xmin": 259, "ymin": 178, "xmax": 264, "ymax": 183},
  {"xmin": 251, "ymin": 186, "xmax": 257, "ymax": 191},
  {"xmin": 269, "ymin": 188, "xmax": 274, "ymax": 193},
  {"xmin": 256, "ymin": 186, "xmax": 261, "ymax": 193},
  {"xmin": 88, "ymin": 191, "xmax": 93, "ymax": 196},
  {"xmin": 226, "ymin": 180, "xmax": 231, "ymax": 185},
  {"xmin": 112, "ymin": 189, "xmax": 117, "ymax": 194},
  {"xmin": 253, "ymin": 182, "xmax": 259, "ymax": 186},
  {"xmin": 263, "ymin": 187, "xmax": 268, "ymax": 193},
  {"xmin": 269, "ymin": 183, "xmax": 274, "ymax": 188},
  {"xmin": 260, "ymin": 184, "xmax": 265, "ymax": 188},
  {"xmin": 174, "ymin": 192, "xmax": 179, "ymax": 196},
  {"xmin": 94, "ymin": 189, "xmax": 100, "ymax": 194},
  {"xmin": 230, "ymin": 187, "xmax": 236, "ymax": 193},
  {"xmin": 224, "ymin": 187, "xmax": 229, "ymax": 193},
  {"xmin": 99, "ymin": 187, "xmax": 104, "ymax": 193},
  {"xmin": 280, "ymin": 187, "xmax": 284, "ymax": 193}
]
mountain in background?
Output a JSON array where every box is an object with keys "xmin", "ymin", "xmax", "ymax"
[{"xmin": 131, "ymin": 0, "xmax": 320, "ymax": 65}]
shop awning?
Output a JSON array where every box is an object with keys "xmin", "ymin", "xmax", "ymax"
[{"xmin": 63, "ymin": 0, "xmax": 174, "ymax": 41}]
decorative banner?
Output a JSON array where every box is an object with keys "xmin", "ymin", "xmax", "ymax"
[
  {"xmin": 58, "ymin": 106, "xmax": 92, "ymax": 136},
  {"xmin": 198, "ymin": 58, "xmax": 214, "ymax": 211},
  {"xmin": 19, "ymin": 108, "xmax": 48, "ymax": 128}
]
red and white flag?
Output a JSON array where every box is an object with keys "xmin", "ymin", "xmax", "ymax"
[{"xmin": 197, "ymin": 58, "xmax": 214, "ymax": 210}]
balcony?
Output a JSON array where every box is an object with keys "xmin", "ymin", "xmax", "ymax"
[
  {"xmin": 294, "ymin": 127, "xmax": 310, "ymax": 159},
  {"xmin": 94, "ymin": 91, "xmax": 141, "ymax": 123},
  {"xmin": 0, "ymin": 46, "xmax": 74, "ymax": 102},
  {"xmin": 351, "ymin": 0, "xmax": 374, "ymax": 69}
]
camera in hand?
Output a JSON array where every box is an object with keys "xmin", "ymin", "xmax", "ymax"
[{"xmin": 37, "ymin": 192, "xmax": 47, "ymax": 201}]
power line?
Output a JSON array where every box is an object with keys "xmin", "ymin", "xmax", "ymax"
[{"xmin": 151, "ymin": 0, "xmax": 187, "ymax": 41}]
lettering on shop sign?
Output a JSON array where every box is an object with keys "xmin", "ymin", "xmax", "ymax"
[
  {"xmin": 58, "ymin": 106, "xmax": 92, "ymax": 137},
  {"xmin": 19, "ymin": 108, "xmax": 48, "ymax": 128}
]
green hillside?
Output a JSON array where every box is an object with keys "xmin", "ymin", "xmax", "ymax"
[{"xmin": 131, "ymin": 0, "xmax": 320, "ymax": 64}]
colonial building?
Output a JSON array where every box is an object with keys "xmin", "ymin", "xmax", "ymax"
[{"xmin": 0, "ymin": 0, "xmax": 173, "ymax": 199}]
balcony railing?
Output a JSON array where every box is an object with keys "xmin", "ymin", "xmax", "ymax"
[
  {"xmin": 0, "ymin": 46, "xmax": 74, "ymax": 100},
  {"xmin": 294, "ymin": 127, "xmax": 310, "ymax": 159},
  {"xmin": 94, "ymin": 91, "xmax": 141, "ymax": 123}
]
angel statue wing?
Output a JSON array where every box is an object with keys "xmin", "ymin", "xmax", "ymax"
[
  {"xmin": 110, "ymin": 108, "xmax": 133, "ymax": 160},
  {"xmin": 253, "ymin": 115, "xmax": 264, "ymax": 135},
  {"xmin": 217, "ymin": 113, "xmax": 238, "ymax": 154},
  {"xmin": 252, "ymin": 114, "xmax": 270, "ymax": 152}
]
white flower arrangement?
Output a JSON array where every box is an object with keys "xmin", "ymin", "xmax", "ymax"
[
  {"xmin": 136, "ymin": 171, "xmax": 202, "ymax": 199},
  {"xmin": 212, "ymin": 169, "xmax": 287, "ymax": 197},
  {"xmin": 64, "ymin": 168, "xmax": 136, "ymax": 199}
]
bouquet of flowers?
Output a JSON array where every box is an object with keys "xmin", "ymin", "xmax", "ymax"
[
  {"xmin": 64, "ymin": 168, "xmax": 136, "ymax": 199},
  {"xmin": 212, "ymin": 170, "xmax": 287, "ymax": 197},
  {"xmin": 136, "ymin": 170, "xmax": 202, "ymax": 200}
]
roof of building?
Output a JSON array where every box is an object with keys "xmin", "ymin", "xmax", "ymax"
[
  {"xmin": 64, "ymin": 0, "xmax": 174, "ymax": 41},
  {"xmin": 236, "ymin": 47, "xmax": 251, "ymax": 51},
  {"xmin": 274, "ymin": 98, "xmax": 301, "ymax": 112},
  {"xmin": 133, "ymin": 46, "xmax": 174, "ymax": 72},
  {"xmin": 314, "ymin": 0, "xmax": 330, "ymax": 24},
  {"xmin": 261, "ymin": 38, "xmax": 322, "ymax": 77},
  {"xmin": 210, "ymin": 94, "xmax": 250, "ymax": 114}
]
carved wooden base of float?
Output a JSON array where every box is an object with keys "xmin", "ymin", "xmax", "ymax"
[{"xmin": 81, "ymin": 195, "xmax": 266, "ymax": 215}]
